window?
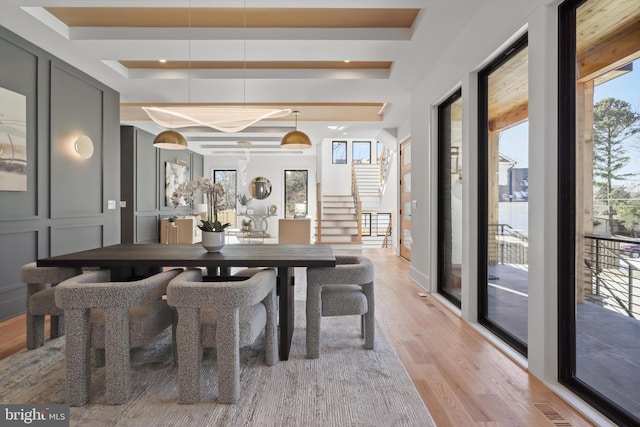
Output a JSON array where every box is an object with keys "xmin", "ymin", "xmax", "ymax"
[
  {"xmin": 353, "ymin": 141, "xmax": 371, "ymax": 164},
  {"xmin": 437, "ymin": 88, "xmax": 463, "ymax": 308},
  {"xmin": 284, "ymin": 170, "xmax": 308, "ymax": 218},
  {"xmin": 478, "ymin": 34, "xmax": 529, "ymax": 356},
  {"xmin": 559, "ymin": 1, "xmax": 640, "ymax": 424},
  {"xmin": 361, "ymin": 213, "xmax": 372, "ymax": 236},
  {"xmin": 332, "ymin": 141, "xmax": 347, "ymax": 164},
  {"xmin": 213, "ymin": 170, "xmax": 237, "ymax": 212}
]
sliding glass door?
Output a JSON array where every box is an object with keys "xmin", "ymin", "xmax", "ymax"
[
  {"xmin": 559, "ymin": 0, "xmax": 640, "ymax": 424},
  {"xmin": 478, "ymin": 34, "xmax": 529, "ymax": 355},
  {"xmin": 437, "ymin": 89, "xmax": 463, "ymax": 307}
]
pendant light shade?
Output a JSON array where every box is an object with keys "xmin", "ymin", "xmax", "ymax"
[
  {"xmin": 153, "ymin": 130, "xmax": 188, "ymax": 150},
  {"xmin": 281, "ymin": 111, "xmax": 312, "ymax": 149}
]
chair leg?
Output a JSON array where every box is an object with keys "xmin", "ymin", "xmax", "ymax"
[
  {"xmin": 51, "ymin": 315, "xmax": 65, "ymax": 339},
  {"xmin": 104, "ymin": 308, "xmax": 131, "ymax": 405},
  {"xmin": 94, "ymin": 349, "xmax": 106, "ymax": 367},
  {"xmin": 65, "ymin": 309, "xmax": 92, "ymax": 406},
  {"xmin": 364, "ymin": 283, "xmax": 375, "ymax": 350},
  {"xmin": 263, "ymin": 289, "xmax": 277, "ymax": 366},
  {"xmin": 27, "ymin": 314, "xmax": 45, "ymax": 349},
  {"xmin": 217, "ymin": 308, "xmax": 240, "ymax": 404},
  {"xmin": 177, "ymin": 308, "xmax": 202, "ymax": 404},
  {"xmin": 171, "ymin": 309, "xmax": 178, "ymax": 366},
  {"xmin": 306, "ymin": 285, "xmax": 322, "ymax": 359}
]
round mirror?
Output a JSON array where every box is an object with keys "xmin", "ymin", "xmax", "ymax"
[{"xmin": 249, "ymin": 177, "xmax": 272, "ymax": 200}]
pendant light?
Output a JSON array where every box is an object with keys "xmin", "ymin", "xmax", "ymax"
[
  {"xmin": 152, "ymin": 129, "xmax": 188, "ymax": 150},
  {"xmin": 148, "ymin": 0, "xmax": 290, "ymax": 142},
  {"xmin": 152, "ymin": 0, "xmax": 192, "ymax": 150},
  {"xmin": 280, "ymin": 111, "xmax": 312, "ymax": 149}
]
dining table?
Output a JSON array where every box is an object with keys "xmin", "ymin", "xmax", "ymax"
[{"xmin": 37, "ymin": 243, "xmax": 336, "ymax": 360}]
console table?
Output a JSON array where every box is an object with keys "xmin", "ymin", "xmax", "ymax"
[{"xmin": 239, "ymin": 213, "xmax": 276, "ymax": 237}]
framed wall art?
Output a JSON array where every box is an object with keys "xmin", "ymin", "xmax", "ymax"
[{"xmin": 0, "ymin": 87, "xmax": 27, "ymax": 191}]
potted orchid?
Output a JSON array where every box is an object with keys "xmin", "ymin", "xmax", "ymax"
[{"xmin": 171, "ymin": 178, "xmax": 230, "ymax": 251}]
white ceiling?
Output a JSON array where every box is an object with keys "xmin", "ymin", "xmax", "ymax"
[{"xmin": 0, "ymin": 0, "xmax": 486, "ymax": 156}]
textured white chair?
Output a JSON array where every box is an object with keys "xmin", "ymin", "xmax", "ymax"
[
  {"xmin": 306, "ymin": 255, "xmax": 375, "ymax": 359},
  {"xmin": 21, "ymin": 262, "xmax": 82, "ymax": 349},
  {"xmin": 55, "ymin": 268, "xmax": 183, "ymax": 406},
  {"xmin": 167, "ymin": 268, "xmax": 277, "ymax": 404}
]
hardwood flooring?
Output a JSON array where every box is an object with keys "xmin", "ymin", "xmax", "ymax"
[{"xmin": 0, "ymin": 248, "xmax": 595, "ymax": 426}]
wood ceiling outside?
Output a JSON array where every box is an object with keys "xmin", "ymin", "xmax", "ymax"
[
  {"xmin": 576, "ymin": 0, "xmax": 640, "ymax": 82},
  {"xmin": 487, "ymin": 0, "xmax": 640, "ymax": 132},
  {"xmin": 45, "ymin": 7, "xmax": 419, "ymax": 28},
  {"xmin": 488, "ymin": 47, "xmax": 528, "ymax": 132}
]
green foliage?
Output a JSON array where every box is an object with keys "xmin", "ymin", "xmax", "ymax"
[
  {"xmin": 593, "ymin": 98, "xmax": 640, "ymax": 189},
  {"xmin": 593, "ymin": 98, "xmax": 640, "ymax": 232},
  {"xmin": 198, "ymin": 220, "xmax": 231, "ymax": 232}
]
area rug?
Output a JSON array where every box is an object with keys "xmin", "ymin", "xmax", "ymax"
[{"xmin": 0, "ymin": 297, "xmax": 435, "ymax": 426}]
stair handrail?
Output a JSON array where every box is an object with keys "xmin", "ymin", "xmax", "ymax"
[
  {"xmin": 378, "ymin": 146, "xmax": 391, "ymax": 197},
  {"xmin": 382, "ymin": 218, "xmax": 392, "ymax": 248},
  {"xmin": 351, "ymin": 164, "xmax": 362, "ymax": 241},
  {"xmin": 316, "ymin": 182, "xmax": 322, "ymax": 243}
]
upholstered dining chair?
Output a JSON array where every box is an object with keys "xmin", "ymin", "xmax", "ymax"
[
  {"xmin": 306, "ymin": 255, "xmax": 375, "ymax": 359},
  {"xmin": 21, "ymin": 262, "xmax": 82, "ymax": 349},
  {"xmin": 166, "ymin": 268, "xmax": 277, "ymax": 404},
  {"xmin": 54, "ymin": 268, "xmax": 183, "ymax": 406}
]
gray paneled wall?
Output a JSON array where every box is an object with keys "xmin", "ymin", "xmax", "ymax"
[
  {"xmin": 120, "ymin": 126, "xmax": 204, "ymax": 244},
  {"xmin": 0, "ymin": 27, "xmax": 120, "ymax": 321}
]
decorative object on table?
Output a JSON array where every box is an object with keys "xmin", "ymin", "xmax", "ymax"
[
  {"xmin": 241, "ymin": 218, "xmax": 252, "ymax": 232},
  {"xmin": 201, "ymin": 230, "xmax": 225, "ymax": 252},
  {"xmin": 168, "ymin": 215, "xmax": 177, "ymax": 225},
  {"xmin": 269, "ymin": 204, "xmax": 278, "ymax": 216},
  {"xmin": 237, "ymin": 193, "xmax": 253, "ymax": 215},
  {"xmin": 170, "ymin": 177, "xmax": 231, "ymax": 252}
]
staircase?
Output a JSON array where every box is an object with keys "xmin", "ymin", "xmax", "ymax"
[
  {"xmin": 353, "ymin": 164, "xmax": 381, "ymax": 201},
  {"xmin": 315, "ymin": 194, "xmax": 362, "ymax": 247}
]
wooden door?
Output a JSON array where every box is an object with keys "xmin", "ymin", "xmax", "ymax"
[{"xmin": 400, "ymin": 139, "xmax": 412, "ymax": 260}]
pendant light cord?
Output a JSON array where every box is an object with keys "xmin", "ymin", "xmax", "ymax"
[
  {"xmin": 188, "ymin": 0, "xmax": 191, "ymax": 105},
  {"xmin": 243, "ymin": 0, "xmax": 247, "ymax": 107}
]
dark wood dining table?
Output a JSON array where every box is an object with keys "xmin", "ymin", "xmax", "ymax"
[{"xmin": 37, "ymin": 243, "xmax": 336, "ymax": 360}]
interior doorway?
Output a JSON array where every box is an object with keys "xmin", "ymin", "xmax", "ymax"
[{"xmin": 400, "ymin": 139, "xmax": 412, "ymax": 260}]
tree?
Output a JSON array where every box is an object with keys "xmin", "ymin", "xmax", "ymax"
[{"xmin": 593, "ymin": 98, "xmax": 640, "ymax": 232}]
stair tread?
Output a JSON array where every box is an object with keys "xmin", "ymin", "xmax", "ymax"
[{"xmin": 316, "ymin": 240, "xmax": 362, "ymax": 245}]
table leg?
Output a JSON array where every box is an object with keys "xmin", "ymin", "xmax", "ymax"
[{"xmin": 277, "ymin": 267, "xmax": 295, "ymax": 360}]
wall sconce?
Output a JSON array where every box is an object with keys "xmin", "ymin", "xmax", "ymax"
[{"xmin": 74, "ymin": 135, "xmax": 94, "ymax": 159}]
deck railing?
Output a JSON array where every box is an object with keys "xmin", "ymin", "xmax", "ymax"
[
  {"xmin": 584, "ymin": 234, "xmax": 640, "ymax": 319},
  {"xmin": 487, "ymin": 223, "xmax": 529, "ymax": 266}
]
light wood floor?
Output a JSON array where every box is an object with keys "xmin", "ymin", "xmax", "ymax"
[{"xmin": 0, "ymin": 248, "xmax": 595, "ymax": 426}]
